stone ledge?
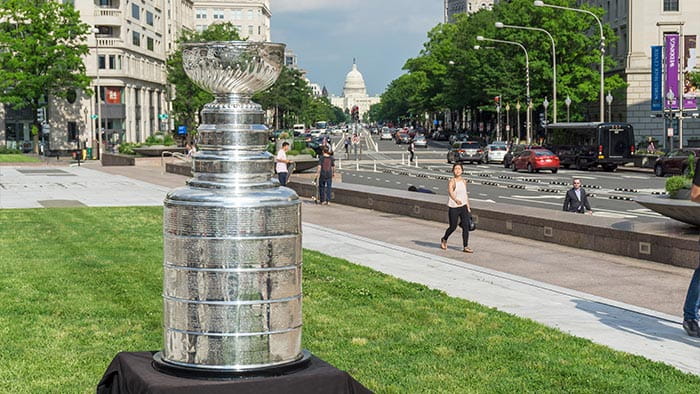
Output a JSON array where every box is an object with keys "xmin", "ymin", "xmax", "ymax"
[
  {"xmin": 101, "ymin": 153, "xmax": 135, "ymax": 166},
  {"xmin": 288, "ymin": 179, "xmax": 699, "ymax": 269}
]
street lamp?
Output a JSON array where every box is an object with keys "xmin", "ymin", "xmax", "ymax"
[
  {"xmin": 505, "ymin": 103, "xmax": 511, "ymax": 141},
  {"xmin": 496, "ymin": 21, "xmax": 558, "ymax": 123},
  {"xmin": 477, "ymin": 36, "xmax": 531, "ymax": 143},
  {"xmin": 666, "ymin": 89, "xmax": 676, "ymax": 150},
  {"xmin": 516, "ymin": 101, "xmax": 522, "ymax": 142},
  {"xmin": 92, "ymin": 27, "xmax": 102, "ymax": 160},
  {"xmin": 565, "ymin": 95, "xmax": 572, "ymax": 122},
  {"xmin": 534, "ymin": 1, "xmax": 605, "ymax": 123},
  {"xmin": 543, "ymin": 97, "xmax": 549, "ymax": 126},
  {"xmin": 605, "ymin": 91, "xmax": 613, "ymax": 122}
]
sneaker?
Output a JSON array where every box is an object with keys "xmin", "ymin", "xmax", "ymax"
[{"xmin": 683, "ymin": 319, "xmax": 700, "ymax": 337}]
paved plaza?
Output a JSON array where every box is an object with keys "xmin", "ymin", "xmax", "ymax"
[{"xmin": 2, "ymin": 162, "xmax": 699, "ymax": 376}]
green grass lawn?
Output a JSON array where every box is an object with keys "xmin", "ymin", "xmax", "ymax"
[
  {"xmin": 1, "ymin": 207, "xmax": 699, "ymax": 393},
  {"xmin": 0, "ymin": 153, "xmax": 40, "ymax": 162}
]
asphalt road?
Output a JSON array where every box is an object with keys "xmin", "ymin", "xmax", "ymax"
[{"xmin": 335, "ymin": 132, "xmax": 669, "ymax": 224}]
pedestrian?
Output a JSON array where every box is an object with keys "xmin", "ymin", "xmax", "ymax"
[
  {"xmin": 315, "ymin": 145, "xmax": 335, "ymax": 205},
  {"xmin": 276, "ymin": 141, "xmax": 292, "ymax": 186},
  {"xmin": 408, "ymin": 139, "xmax": 415, "ymax": 163},
  {"xmin": 440, "ymin": 163, "xmax": 473, "ymax": 253},
  {"xmin": 682, "ymin": 159, "xmax": 700, "ymax": 337},
  {"xmin": 648, "ymin": 140, "xmax": 656, "ymax": 153},
  {"xmin": 408, "ymin": 185, "xmax": 435, "ymax": 194},
  {"xmin": 185, "ymin": 143, "xmax": 197, "ymax": 159},
  {"xmin": 344, "ymin": 136, "xmax": 350, "ymax": 159},
  {"xmin": 563, "ymin": 178, "xmax": 592, "ymax": 214}
]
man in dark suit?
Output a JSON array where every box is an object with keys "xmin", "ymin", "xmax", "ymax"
[{"xmin": 563, "ymin": 178, "xmax": 592, "ymax": 214}]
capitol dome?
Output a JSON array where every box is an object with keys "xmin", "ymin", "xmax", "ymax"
[{"xmin": 343, "ymin": 61, "xmax": 368, "ymax": 97}]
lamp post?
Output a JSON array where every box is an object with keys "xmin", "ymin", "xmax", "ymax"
[
  {"xmin": 534, "ymin": 1, "xmax": 605, "ymax": 123},
  {"xmin": 565, "ymin": 95, "xmax": 572, "ymax": 122},
  {"xmin": 666, "ymin": 89, "xmax": 676, "ymax": 151},
  {"xmin": 605, "ymin": 91, "xmax": 613, "ymax": 122},
  {"xmin": 92, "ymin": 27, "xmax": 102, "ymax": 160},
  {"xmin": 516, "ymin": 101, "xmax": 521, "ymax": 142},
  {"xmin": 543, "ymin": 97, "xmax": 549, "ymax": 126},
  {"xmin": 496, "ymin": 21, "xmax": 557, "ymax": 123},
  {"xmin": 477, "ymin": 36, "xmax": 531, "ymax": 143},
  {"xmin": 505, "ymin": 103, "xmax": 511, "ymax": 141}
]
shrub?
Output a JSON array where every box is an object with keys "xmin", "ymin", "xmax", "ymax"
[
  {"xmin": 287, "ymin": 149, "xmax": 301, "ymax": 156},
  {"xmin": 301, "ymin": 148, "xmax": 317, "ymax": 157},
  {"xmin": 118, "ymin": 143, "xmax": 142, "ymax": 155},
  {"xmin": 0, "ymin": 146, "xmax": 21, "ymax": 154},
  {"xmin": 279, "ymin": 132, "xmax": 291, "ymax": 140},
  {"xmin": 666, "ymin": 176, "xmax": 692, "ymax": 194},
  {"xmin": 688, "ymin": 152, "xmax": 696, "ymax": 179},
  {"xmin": 293, "ymin": 140, "xmax": 306, "ymax": 152},
  {"xmin": 266, "ymin": 142, "xmax": 276, "ymax": 154}
]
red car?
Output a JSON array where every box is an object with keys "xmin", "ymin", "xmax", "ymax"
[{"xmin": 512, "ymin": 149, "xmax": 560, "ymax": 173}]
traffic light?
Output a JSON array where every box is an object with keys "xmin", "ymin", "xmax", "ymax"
[
  {"xmin": 36, "ymin": 108, "xmax": 45, "ymax": 123},
  {"xmin": 494, "ymin": 96, "xmax": 500, "ymax": 105}
]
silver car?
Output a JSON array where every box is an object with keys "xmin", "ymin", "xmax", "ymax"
[
  {"xmin": 413, "ymin": 135, "xmax": 428, "ymax": 148},
  {"xmin": 380, "ymin": 129, "xmax": 393, "ymax": 140},
  {"xmin": 485, "ymin": 144, "xmax": 507, "ymax": 163}
]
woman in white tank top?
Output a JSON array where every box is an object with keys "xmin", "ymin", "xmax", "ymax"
[{"xmin": 440, "ymin": 163, "xmax": 473, "ymax": 253}]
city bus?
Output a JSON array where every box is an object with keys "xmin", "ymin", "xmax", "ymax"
[
  {"xmin": 314, "ymin": 121, "xmax": 328, "ymax": 130},
  {"xmin": 544, "ymin": 122, "xmax": 635, "ymax": 171}
]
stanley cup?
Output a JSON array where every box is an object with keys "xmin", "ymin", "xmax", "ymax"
[{"xmin": 157, "ymin": 41, "xmax": 304, "ymax": 372}]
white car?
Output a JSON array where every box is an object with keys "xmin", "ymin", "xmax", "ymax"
[
  {"xmin": 485, "ymin": 144, "xmax": 507, "ymax": 163},
  {"xmin": 380, "ymin": 130, "xmax": 393, "ymax": 140}
]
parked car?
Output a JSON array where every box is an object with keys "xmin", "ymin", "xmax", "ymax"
[
  {"xmin": 653, "ymin": 148, "xmax": 700, "ymax": 177},
  {"xmin": 413, "ymin": 135, "xmax": 428, "ymax": 148},
  {"xmin": 511, "ymin": 149, "xmax": 560, "ymax": 173},
  {"xmin": 485, "ymin": 144, "xmax": 507, "ymax": 163},
  {"xmin": 448, "ymin": 133, "xmax": 468, "ymax": 145},
  {"xmin": 432, "ymin": 130, "xmax": 449, "ymax": 141},
  {"xmin": 447, "ymin": 141, "xmax": 485, "ymax": 164},
  {"xmin": 380, "ymin": 129, "xmax": 393, "ymax": 140}
]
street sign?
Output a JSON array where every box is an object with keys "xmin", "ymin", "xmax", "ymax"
[
  {"xmin": 159, "ymin": 113, "xmax": 169, "ymax": 120},
  {"xmin": 667, "ymin": 127, "xmax": 674, "ymax": 137},
  {"xmin": 91, "ymin": 114, "xmax": 98, "ymax": 120},
  {"xmin": 177, "ymin": 125, "xmax": 187, "ymax": 135}
]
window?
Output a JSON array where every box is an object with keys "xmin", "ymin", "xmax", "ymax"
[
  {"xmin": 147, "ymin": 37, "xmax": 154, "ymax": 51},
  {"xmin": 664, "ymin": 0, "xmax": 679, "ymax": 11},
  {"xmin": 132, "ymin": 31, "xmax": 140, "ymax": 46},
  {"xmin": 67, "ymin": 122, "xmax": 78, "ymax": 143},
  {"xmin": 63, "ymin": 0, "xmax": 74, "ymax": 5},
  {"xmin": 247, "ymin": 10, "xmax": 253, "ymax": 20},
  {"xmin": 98, "ymin": 55, "xmax": 106, "ymax": 69},
  {"xmin": 258, "ymin": 26, "xmax": 261, "ymax": 35},
  {"xmin": 108, "ymin": 55, "xmax": 122, "ymax": 69},
  {"xmin": 213, "ymin": 9, "xmax": 224, "ymax": 19},
  {"xmin": 232, "ymin": 9, "xmax": 242, "ymax": 19},
  {"xmin": 248, "ymin": 25, "xmax": 253, "ymax": 35},
  {"xmin": 98, "ymin": 0, "xmax": 113, "ymax": 6},
  {"xmin": 146, "ymin": 11, "xmax": 154, "ymax": 25},
  {"xmin": 196, "ymin": 8, "xmax": 207, "ymax": 19},
  {"xmin": 132, "ymin": 4, "xmax": 140, "ymax": 19},
  {"xmin": 196, "ymin": 25, "xmax": 206, "ymax": 33}
]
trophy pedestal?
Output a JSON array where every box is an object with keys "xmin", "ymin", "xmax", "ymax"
[{"xmin": 96, "ymin": 351, "xmax": 372, "ymax": 394}]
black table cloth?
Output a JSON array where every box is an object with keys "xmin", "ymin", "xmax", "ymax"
[{"xmin": 97, "ymin": 351, "xmax": 372, "ymax": 394}]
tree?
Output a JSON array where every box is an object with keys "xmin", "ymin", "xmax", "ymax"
[
  {"xmin": 166, "ymin": 23, "xmax": 241, "ymax": 134},
  {"xmin": 0, "ymin": 0, "xmax": 91, "ymax": 152},
  {"xmin": 253, "ymin": 66, "xmax": 310, "ymax": 128}
]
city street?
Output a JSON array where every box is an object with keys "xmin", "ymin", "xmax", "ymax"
[{"xmin": 335, "ymin": 132, "xmax": 668, "ymax": 223}]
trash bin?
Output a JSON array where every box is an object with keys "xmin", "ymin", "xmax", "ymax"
[
  {"xmin": 87, "ymin": 147, "xmax": 93, "ymax": 159},
  {"xmin": 81, "ymin": 149, "xmax": 87, "ymax": 160}
]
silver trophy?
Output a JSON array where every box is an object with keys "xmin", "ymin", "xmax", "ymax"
[{"xmin": 153, "ymin": 41, "xmax": 308, "ymax": 375}]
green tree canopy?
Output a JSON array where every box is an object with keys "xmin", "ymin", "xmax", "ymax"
[
  {"xmin": 166, "ymin": 23, "xmax": 242, "ymax": 132},
  {"xmin": 376, "ymin": 0, "xmax": 627, "ymax": 126},
  {"xmin": 0, "ymin": 0, "xmax": 91, "ymax": 123}
]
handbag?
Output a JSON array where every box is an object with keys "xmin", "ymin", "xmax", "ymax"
[{"xmin": 468, "ymin": 212, "xmax": 476, "ymax": 231}]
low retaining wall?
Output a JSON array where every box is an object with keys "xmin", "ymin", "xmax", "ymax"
[
  {"xmin": 101, "ymin": 153, "xmax": 135, "ymax": 166},
  {"xmin": 289, "ymin": 179, "xmax": 699, "ymax": 269},
  {"xmin": 165, "ymin": 162, "xmax": 193, "ymax": 177}
]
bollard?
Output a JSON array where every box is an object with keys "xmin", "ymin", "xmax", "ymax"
[
  {"xmin": 415, "ymin": 158, "xmax": 418, "ymax": 168},
  {"xmin": 338, "ymin": 159, "xmax": 342, "ymax": 169},
  {"xmin": 402, "ymin": 153, "xmax": 405, "ymax": 165},
  {"xmin": 356, "ymin": 160, "xmax": 359, "ymax": 171},
  {"xmin": 373, "ymin": 161, "xmax": 377, "ymax": 172}
]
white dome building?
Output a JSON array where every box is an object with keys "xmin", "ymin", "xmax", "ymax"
[{"xmin": 331, "ymin": 60, "xmax": 380, "ymax": 119}]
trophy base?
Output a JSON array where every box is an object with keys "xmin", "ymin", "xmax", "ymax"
[{"xmin": 151, "ymin": 350, "xmax": 312, "ymax": 380}]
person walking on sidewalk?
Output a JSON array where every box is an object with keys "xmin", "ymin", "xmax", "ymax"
[
  {"xmin": 344, "ymin": 136, "xmax": 350, "ymax": 159},
  {"xmin": 315, "ymin": 146, "xmax": 335, "ymax": 205},
  {"xmin": 276, "ymin": 142, "xmax": 292, "ymax": 186},
  {"xmin": 563, "ymin": 178, "xmax": 592, "ymax": 214},
  {"xmin": 440, "ymin": 163, "xmax": 473, "ymax": 253},
  {"xmin": 408, "ymin": 139, "xmax": 415, "ymax": 163},
  {"xmin": 682, "ymin": 159, "xmax": 700, "ymax": 337}
]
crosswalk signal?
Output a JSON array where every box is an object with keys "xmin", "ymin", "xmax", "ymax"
[{"xmin": 36, "ymin": 108, "xmax": 45, "ymax": 123}]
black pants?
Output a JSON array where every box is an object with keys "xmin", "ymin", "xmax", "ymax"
[
  {"xmin": 409, "ymin": 150, "xmax": 414, "ymax": 162},
  {"xmin": 442, "ymin": 206, "xmax": 469, "ymax": 247}
]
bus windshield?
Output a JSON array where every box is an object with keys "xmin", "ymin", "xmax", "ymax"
[{"xmin": 314, "ymin": 121, "xmax": 328, "ymax": 130}]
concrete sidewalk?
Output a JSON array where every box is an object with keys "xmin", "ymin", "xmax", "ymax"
[{"xmin": 2, "ymin": 162, "xmax": 699, "ymax": 375}]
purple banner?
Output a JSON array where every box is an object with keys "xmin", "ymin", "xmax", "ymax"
[
  {"xmin": 666, "ymin": 34, "xmax": 680, "ymax": 110},
  {"xmin": 684, "ymin": 35, "xmax": 697, "ymax": 110}
]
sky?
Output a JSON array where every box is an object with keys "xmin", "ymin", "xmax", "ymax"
[{"xmin": 270, "ymin": 0, "xmax": 444, "ymax": 97}]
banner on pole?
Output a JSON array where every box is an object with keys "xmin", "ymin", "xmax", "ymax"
[
  {"xmin": 651, "ymin": 45, "xmax": 663, "ymax": 111},
  {"xmin": 684, "ymin": 35, "xmax": 697, "ymax": 111},
  {"xmin": 665, "ymin": 34, "xmax": 680, "ymax": 110}
]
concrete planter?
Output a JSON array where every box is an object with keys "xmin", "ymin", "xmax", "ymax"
[
  {"xmin": 636, "ymin": 194, "xmax": 700, "ymax": 227},
  {"xmin": 132, "ymin": 145, "xmax": 186, "ymax": 157},
  {"xmin": 670, "ymin": 188, "xmax": 691, "ymax": 200}
]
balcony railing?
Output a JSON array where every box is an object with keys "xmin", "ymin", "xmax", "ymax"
[
  {"xmin": 94, "ymin": 8, "xmax": 122, "ymax": 18},
  {"xmin": 96, "ymin": 38, "xmax": 123, "ymax": 47}
]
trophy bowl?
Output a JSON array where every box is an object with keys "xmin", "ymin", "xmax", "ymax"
[{"xmin": 182, "ymin": 41, "xmax": 286, "ymax": 96}]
